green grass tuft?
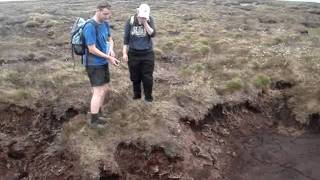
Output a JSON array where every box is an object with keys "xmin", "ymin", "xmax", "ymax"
[{"xmin": 254, "ymin": 74, "xmax": 271, "ymax": 89}]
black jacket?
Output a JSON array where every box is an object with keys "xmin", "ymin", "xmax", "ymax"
[{"xmin": 124, "ymin": 15, "xmax": 156, "ymax": 52}]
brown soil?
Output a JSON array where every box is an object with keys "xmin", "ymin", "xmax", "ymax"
[
  {"xmin": 0, "ymin": 89, "xmax": 319, "ymax": 179},
  {"xmin": 0, "ymin": 103, "xmax": 87, "ymax": 179},
  {"xmin": 0, "ymin": 0, "xmax": 320, "ymax": 179}
]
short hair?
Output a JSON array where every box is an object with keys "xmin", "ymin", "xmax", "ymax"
[{"xmin": 97, "ymin": 1, "xmax": 111, "ymax": 10}]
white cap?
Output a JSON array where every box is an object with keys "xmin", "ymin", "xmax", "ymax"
[{"xmin": 137, "ymin": 4, "xmax": 150, "ymax": 19}]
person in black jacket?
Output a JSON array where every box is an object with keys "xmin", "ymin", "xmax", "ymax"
[{"xmin": 123, "ymin": 4, "xmax": 156, "ymax": 102}]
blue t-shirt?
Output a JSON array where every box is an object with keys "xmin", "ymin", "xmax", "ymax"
[{"xmin": 83, "ymin": 20, "xmax": 111, "ymax": 66}]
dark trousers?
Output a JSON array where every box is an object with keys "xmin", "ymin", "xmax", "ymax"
[{"xmin": 128, "ymin": 51, "xmax": 155, "ymax": 99}]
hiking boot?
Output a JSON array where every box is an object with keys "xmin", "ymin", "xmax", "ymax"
[
  {"xmin": 95, "ymin": 118, "xmax": 107, "ymax": 125},
  {"xmin": 90, "ymin": 118, "xmax": 107, "ymax": 128},
  {"xmin": 90, "ymin": 114, "xmax": 107, "ymax": 128},
  {"xmin": 98, "ymin": 111, "xmax": 109, "ymax": 121},
  {"xmin": 145, "ymin": 96, "xmax": 153, "ymax": 102},
  {"xmin": 99, "ymin": 114, "xmax": 109, "ymax": 122},
  {"xmin": 133, "ymin": 94, "xmax": 141, "ymax": 100}
]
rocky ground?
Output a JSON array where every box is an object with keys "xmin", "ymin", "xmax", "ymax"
[{"xmin": 0, "ymin": 0, "xmax": 320, "ymax": 179}]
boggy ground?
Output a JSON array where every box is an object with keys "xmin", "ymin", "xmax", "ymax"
[{"xmin": 0, "ymin": 0, "xmax": 320, "ymax": 179}]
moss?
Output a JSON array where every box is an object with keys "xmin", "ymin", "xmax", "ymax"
[
  {"xmin": 14, "ymin": 89, "xmax": 30, "ymax": 99},
  {"xmin": 181, "ymin": 63, "xmax": 206, "ymax": 75},
  {"xmin": 200, "ymin": 45, "xmax": 211, "ymax": 56},
  {"xmin": 225, "ymin": 77, "xmax": 244, "ymax": 93},
  {"xmin": 4, "ymin": 71, "xmax": 27, "ymax": 87},
  {"xmin": 199, "ymin": 38, "xmax": 210, "ymax": 46},
  {"xmin": 207, "ymin": 39, "xmax": 222, "ymax": 54},
  {"xmin": 309, "ymin": 27, "xmax": 320, "ymax": 38},
  {"xmin": 192, "ymin": 63, "xmax": 205, "ymax": 73},
  {"xmin": 163, "ymin": 41, "xmax": 175, "ymax": 51},
  {"xmin": 191, "ymin": 44, "xmax": 210, "ymax": 56},
  {"xmin": 160, "ymin": 142, "xmax": 180, "ymax": 159},
  {"xmin": 180, "ymin": 67, "xmax": 193, "ymax": 77},
  {"xmin": 254, "ymin": 74, "xmax": 271, "ymax": 89}
]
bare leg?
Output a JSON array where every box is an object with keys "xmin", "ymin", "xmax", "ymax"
[
  {"xmin": 99, "ymin": 84, "xmax": 109, "ymax": 111},
  {"xmin": 90, "ymin": 85, "xmax": 106, "ymax": 114}
]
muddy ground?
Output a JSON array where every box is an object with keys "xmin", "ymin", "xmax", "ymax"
[{"xmin": 0, "ymin": 0, "xmax": 320, "ymax": 179}]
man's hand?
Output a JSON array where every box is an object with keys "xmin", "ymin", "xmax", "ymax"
[{"xmin": 108, "ymin": 56, "xmax": 120, "ymax": 66}]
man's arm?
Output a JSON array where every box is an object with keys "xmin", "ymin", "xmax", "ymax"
[
  {"xmin": 88, "ymin": 45, "xmax": 109, "ymax": 59},
  {"xmin": 84, "ymin": 23, "xmax": 119, "ymax": 66},
  {"xmin": 88, "ymin": 44, "xmax": 119, "ymax": 66}
]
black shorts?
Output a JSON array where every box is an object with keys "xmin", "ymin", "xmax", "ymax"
[{"xmin": 86, "ymin": 64, "xmax": 110, "ymax": 87}]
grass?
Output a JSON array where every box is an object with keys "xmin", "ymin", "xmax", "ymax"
[
  {"xmin": 154, "ymin": 48, "xmax": 164, "ymax": 59},
  {"xmin": 190, "ymin": 63, "xmax": 206, "ymax": 73},
  {"xmin": 0, "ymin": 88, "xmax": 36, "ymax": 106},
  {"xmin": 2, "ymin": 0, "xmax": 320, "ymax": 132},
  {"xmin": 1, "ymin": 70, "xmax": 37, "ymax": 88},
  {"xmin": 43, "ymin": 19, "xmax": 58, "ymax": 28},
  {"xmin": 10, "ymin": 89, "xmax": 31, "ymax": 101},
  {"xmin": 300, "ymin": 55, "xmax": 320, "ymax": 72},
  {"xmin": 308, "ymin": 27, "xmax": 320, "ymax": 38},
  {"xmin": 191, "ymin": 43, "xmax": 210, "ymax": 57},
  {"xmin": 163, "ymin": 41, "xmax": 176, "ymax": 51},
  {"xmin": 2, "ymin": 2, "xmax": 320, "ymax": 176},
  {"xmin": 180, "ymin": 62, "xmax": 206, "ymax": 79},
  {"xmin": 61, "ymin": 120, "xmax": 83, "ymax": 140},
  {"xmin": 161, "ymin": 141, "xmax": 180, "ymax": 158},
  {"xmin": 61, "ymin": 118, "xmax": 109, "ymax": 143},
  {"xmin": 137, "ymin": 121, "xmax": 150, "ymax": 132},
  {"xmin": 225, "ymin": 77, "xmax": 245, "ymax": 93},
  {"xmin": 0, "ymin": 59, "xmax": 89, "ymax": 105},
  {"xmin": 24, "ymin": 20, "xmax": 41, "ymax": 28},
  {"xmin": 253, "ymin": 74, "xmax": 271, "ymax": 89},
  {"xmin": 250, "ymin": 57, "xmax": 290, "ymax": 70},
  {"xmin": 180, "ymin": 66, "xmax": 193, "ymax": 78}
]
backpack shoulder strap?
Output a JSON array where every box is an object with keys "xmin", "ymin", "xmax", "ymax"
[
  {"xmin": 130, "ymin": 16, "xmax": 134, "ymax": 25},
  {"xmin": 84, "ymin": 19, "xmax": 100, "ymax": 46},
  {"xmin": 86, "ymin": 19, "xmax": 99, "ymax": 31},
  {"xmin": 82, "ymin": 19, "xmax": 100, "ymax": 65}
]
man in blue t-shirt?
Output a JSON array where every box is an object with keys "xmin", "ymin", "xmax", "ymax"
[{"xmin": 83, "ymin": 1, "xmax": 120, "ymax": 128}]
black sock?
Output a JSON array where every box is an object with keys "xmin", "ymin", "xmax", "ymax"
[{"xmin": 99, "ymin": 108, "xmax": 102, "ymax": 115}]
